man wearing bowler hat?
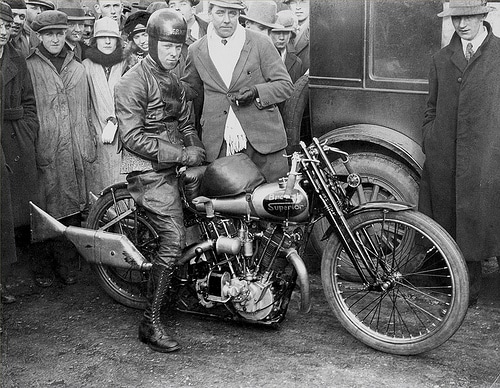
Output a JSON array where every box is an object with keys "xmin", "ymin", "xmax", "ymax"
[
  {"xmin": 240, "ymin": 0, "xmax": 279, "ymax": 36},
  {"xmin": 270, "ymin": 9, "xmax": 305, "ymax": 84},
  {"xmin": 418, "ymin": 0, "xmax": 500, "ymax": 307},
  {"xmin": 182, "ymin": 0, "xmax": 293, "ymax": 183}
]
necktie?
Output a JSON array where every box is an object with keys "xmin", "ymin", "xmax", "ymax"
[
  {"xmin": 221, "ymin": 39, "xmax": 228, "ymax": 46},
  {"xmin": 465, "ymin": 42, "xmax": 474, "ymax": 62}
]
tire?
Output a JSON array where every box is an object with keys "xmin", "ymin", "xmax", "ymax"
[
  {"xmin": 321, "ymin": 209, "xmax": 469, "ymax": 355},
  {"xmin": 283, "ymin": 74, "xmax": 310, "ymax": 153},
  {"xmin": 86, "ymin": 188, "xmax": 159, "ymax": 309},
  {"xmin": 310, "ymin": 152, "xmax": 419, "ymax": 259}
]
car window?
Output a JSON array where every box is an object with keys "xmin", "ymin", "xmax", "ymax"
[{"xmin": 370, "ymin": 0, "xmax": 442, "ymax": 81}]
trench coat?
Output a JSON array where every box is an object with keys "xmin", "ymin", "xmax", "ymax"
[
  {"xmin": 1, "ymin": 42, "xmax": 40, "ymax": 227},
  {"xmin": 419, "ymin": 22, "xmax": 500, "ymax": 261},
  {"xmin": 26, "ymin": 48, "xmax": 97, "ymax": 220},
  {"xmin": 182, "ymin": 28, "xmax": 293, "ymax": 163},
  {"xmin": 83, "ymin": 56, "xmax": 127, "ymax": 194}
]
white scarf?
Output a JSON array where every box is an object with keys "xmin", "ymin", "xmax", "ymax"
[{"xmin": 207, "ymin": 23, "xmax": 247, "ymax": 155}]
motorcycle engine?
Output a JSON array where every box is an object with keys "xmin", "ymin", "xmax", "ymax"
[{"xmin": 191, "ymin": 217, "xmax": 298, "ymax": 323}]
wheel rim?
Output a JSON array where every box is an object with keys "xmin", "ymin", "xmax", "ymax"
[
  {"xmin": 330, "ymin": 217, "xmax": 455, "ymax": 344},
  {"xmin": 88, "ymin": 192, "xmax": 159, "ymax": 305}
]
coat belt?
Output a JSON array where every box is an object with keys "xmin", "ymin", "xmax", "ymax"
[{"xmin": 3, "ymin": 107, "xmax": 24, "ymax": 120}]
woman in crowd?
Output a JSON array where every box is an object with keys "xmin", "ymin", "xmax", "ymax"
[
  {"xmin": 122, "ymin": 10, "xmax": 149, "ymax": 72},
  {"xmin": 83, "ymin": 16, "xmax": 126, "ymax": 194}
]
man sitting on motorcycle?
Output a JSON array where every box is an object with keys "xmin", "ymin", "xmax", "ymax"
[{"xmin": 115, "ymin": 9, "xmax": 206, "ymax": 353}]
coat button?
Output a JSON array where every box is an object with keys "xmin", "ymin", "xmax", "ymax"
[
  {"xmin": 11, "ymin": 132, "xmax": 16, "ymax": 138},
  {"xmin": 457, "ymin": 77, "xmax": 462, "ymax": 83},
  {"xmin": 223, "ymin": 110, "xmax": 228, "ymax": 115},
  {"xmin": 14, "ymin": 156, "xmax": 20, "ymax": 162}
]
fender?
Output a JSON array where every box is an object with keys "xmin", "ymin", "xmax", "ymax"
[
  {"xmin": 347, "ymin": 200, "xmax": 415, "ymax": 218},
  {"xmin": 98, "ymin": 181, "xmax": 128, "ymax": 196},
  {"xmin": 318, "ymin": 124, "xmax": 425, "ymax": 176}
]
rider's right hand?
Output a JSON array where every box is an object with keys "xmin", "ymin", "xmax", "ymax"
[{"xmin": 182, "ymin": 146, "xmax": 206, "ymax": 166}]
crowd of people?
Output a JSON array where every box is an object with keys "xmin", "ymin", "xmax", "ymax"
[
  {"xmin": 0, "ymin": 0, "xmax": 310, "ymax": 347},
  {"xmin": 2, "ymin": 0, "xmax": 498, "ymax": 354}
]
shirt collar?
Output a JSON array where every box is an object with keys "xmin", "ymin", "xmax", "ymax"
[{"xmin": 461, "ymin": 24, "xmax": 488, "ymax": 54}]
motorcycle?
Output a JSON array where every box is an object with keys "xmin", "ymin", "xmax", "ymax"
[{"xmin": 30, "ymin": 138, "xmax": 469, "ymax": 355}]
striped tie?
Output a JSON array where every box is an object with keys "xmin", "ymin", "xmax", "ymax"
[{"xmin": 465, "ymin": 42, "xmax": 474, "ymax": 62}]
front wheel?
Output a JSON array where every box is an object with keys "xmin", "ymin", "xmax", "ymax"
[{"xmin": 322, "ymin": 210, "xmax": 469, "ymax": 355}]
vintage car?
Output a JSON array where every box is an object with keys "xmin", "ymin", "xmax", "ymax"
[{"xmin": 283, "ymin": 0, "xmax": 500, "ymax": 252}]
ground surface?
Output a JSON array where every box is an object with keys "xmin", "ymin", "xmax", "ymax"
[{"xmin": 1, "ymin": 253, "xmax": 499, "ymax": 388}]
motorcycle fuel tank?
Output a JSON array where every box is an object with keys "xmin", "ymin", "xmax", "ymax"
[{"xmin": 193, "ymin": 179, "xmax": 310, "ymax": 222}]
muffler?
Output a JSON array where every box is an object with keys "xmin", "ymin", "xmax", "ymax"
[{"xmin": 30, "ymin": 202, "xmax": 151, "ymax": 270}]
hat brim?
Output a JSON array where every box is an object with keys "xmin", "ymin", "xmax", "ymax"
[
  {"xmin": 239, "ymin": 15, "xmax": 280, "ymax": 29},
  {"xmin": 36, "ymin": 24, "xmax": 67, "ymax": 32},
  {"xmin": 94, "ymin": 31, "xmax": 121, "ymax": 38},
  {"xmin": 437, "ymin": 5, "xmax": 496, "ymax": 17},
  {"xmin": 1, "ymin": 14, "xmax": 14, "ymax": 22},
  {"xmin": 67, "ymin": 16, "xmax": 92, "ymax": 21},
  {"xmin": 271, "ymin": 26, "xmax": 295, "ymax": 33},
  {"xmin": 209, "ymin": 1, "xmax": 246, "ymax": 10},
  {"xmin": 26, "ymin": 1, "xmax": 55, "ymax": 10}
]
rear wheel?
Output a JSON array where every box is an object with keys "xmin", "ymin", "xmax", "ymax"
[
  {"xmin": 86, "ymin": 187, "xmax": 159, "ymax": 309},
  {"xmin": 321, "ymin": 209, "xmax": 469, "ymax": 355}
]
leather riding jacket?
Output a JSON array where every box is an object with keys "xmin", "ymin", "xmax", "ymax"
[{"xmin": 115, "ymin": 55, "xmax": 202, "ymax": 172}]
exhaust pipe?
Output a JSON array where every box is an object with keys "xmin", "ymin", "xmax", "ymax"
[
  {"xmin": 30, "ymin": 202, "xmax": 151, "ymax": 270},
  {"xmin": 284, "ymin": 248, "xmax": 311, "ymax": 313}
]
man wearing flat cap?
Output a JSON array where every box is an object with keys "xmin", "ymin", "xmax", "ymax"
[
  {"xmin": 418, "ymin": 0, "xmax": 500, "ymax": 307},
  {"xmin": 4, "ymin": 0, "xmax": 29, "ymax": 56},
  {"xmin": 26, "ymin": 10, "xmax": 96, "ymax": 288},
  {"xmin": 182, "ymin": 0, "xmax": 293, "ymax": 182}
]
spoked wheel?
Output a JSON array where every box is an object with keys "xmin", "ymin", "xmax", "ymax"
[
  {"xmin": 322, "ymin": 209, "xmax": 469, "ymax": 355},
  {"xmin": 86, "ymin": 187, "xmax": 159, "ymax": 309}
]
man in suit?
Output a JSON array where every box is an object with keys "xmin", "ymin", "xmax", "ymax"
[
  {"xmin": 270, "ymin": 9, "xmax": 305, "ymax": 84},
  {"xmin": 285, "ymin": 0, "xmax": 309, "ymax": 70},
  {"xmin": 182, "ymin": 0, "xmax": 293, "ymax": 183},
  {"xmin": 169, "ymin": 0, "xmax": 207, "ymax": 46}
]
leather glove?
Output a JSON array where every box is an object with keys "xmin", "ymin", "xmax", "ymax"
[
  {"xmin": 234, "ymin": 86, "xmax": 258, "ymax": 106},
  {"xmin": 182, "ymin": 146, "xmax": 206, "ymax": 167}
]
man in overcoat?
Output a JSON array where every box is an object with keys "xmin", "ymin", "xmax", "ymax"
[
  {"xmin": 1, "ymin": 0, "xmax": 39, "ymax": 234},
  {"xmin": 182, "ymin": 0, "xmax": 293, "ymax": 183},
  {"xmin": 418, "ymin": 0, "xmax": 500, "ymax": 306},
  {"xmin": 27, "ymin": 10, "xmax": 96, "ymax": 287}
]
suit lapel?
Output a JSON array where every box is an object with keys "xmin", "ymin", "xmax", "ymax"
[
  {"xmin": 196, "ymin": 38, "xmax": 228, "ymax": 91},
  {"xmin": 448, "ymin": 34, "xmax": 467, "ymax": 73},
  {"xmin": 229, "ymin": 38, "xmax": 251, "ymax": 90}
]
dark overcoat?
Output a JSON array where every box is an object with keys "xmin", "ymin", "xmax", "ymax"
[
  {"xmin": 419, "ymin": 23, "xmax": 500, "ymax": 261},
  {"xmin": 1, "ymin": 42, "xmax": 40, "ymax": 227}
]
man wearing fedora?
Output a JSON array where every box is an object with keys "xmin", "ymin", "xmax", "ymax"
[
  {"xmin": 418, "ymin": 0, "xmax": 500, "ymax": 307},
  {"xmin": 240, "ymin": 0, "xmax": 279, "ymax": 36},
  {"xmin": 270, "ymin": 9, "xmax": 305, "ymax": 84},
  {"xmin": 58, "ymin": 0, "xmax": 94, "ymax": 61},
  {"xmin": 26, "ymin": 10, "xmax": 96, "ymax": 288},
  {"xmin": 182, "ymin": 0, "xmax": 293, "ymax": 183}
]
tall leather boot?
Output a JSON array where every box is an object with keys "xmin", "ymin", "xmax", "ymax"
[{"xmin": 138, "ymin": 262, "xmax": 181, "ymax": 353}]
